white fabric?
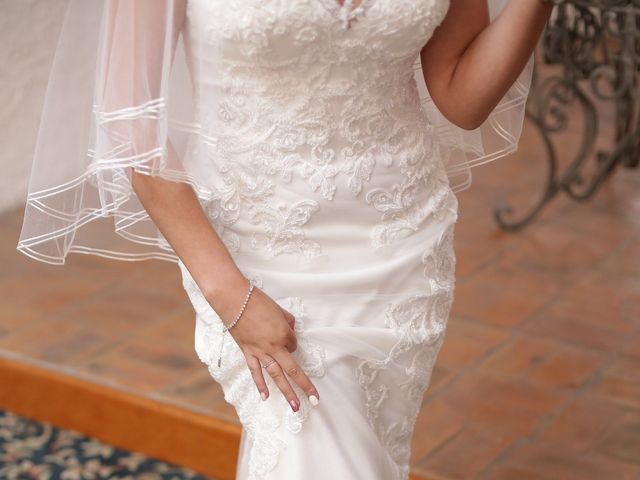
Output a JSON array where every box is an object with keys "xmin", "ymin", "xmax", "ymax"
[
  {"xmin": 16, "ymin": 0, "xmax": 534, "ymax": 265},
  {"xmin": 17, "ymin": 1, "xmax": 534, "ymax": 479}
]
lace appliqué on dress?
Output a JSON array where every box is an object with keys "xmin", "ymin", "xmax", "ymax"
[
  {"xmin": 185, "ymin": 0, "xmax": 451, "ymax": 263},
  {"xmin": 247, "ymin": 200, "xmax": 323, "ymax": 262},
  {"xmin": 179, "ymin": 268, "xmax": 326, "ymax": 480},
  {"xmin": 355, "ymin": 219, "xmax": 457, "ymax": 479},
  {"xmin": 365, "ymin": 161, "xmax": 451, "ymax": 249}
]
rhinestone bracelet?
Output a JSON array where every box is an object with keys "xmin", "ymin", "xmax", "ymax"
[{"xmin": 217, "ymin": 278, "xmax": 255, "ymax": 367}]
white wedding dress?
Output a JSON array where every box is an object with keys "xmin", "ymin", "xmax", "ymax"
[
  {"xmin": 176, "ymin": 1, "xmax": 457, "ymax": 479},
  {"xmin": 17, "ymin": 0, "xmax": 533, "ymax": 479}
]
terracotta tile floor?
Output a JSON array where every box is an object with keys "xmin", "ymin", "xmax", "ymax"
[{"xmin": 1, "ymin": 72, "xmax": 639, "ymax": 478}]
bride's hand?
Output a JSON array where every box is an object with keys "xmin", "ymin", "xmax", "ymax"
[{"xmin": 208, "ymin": 277, "xmax": 320, "ymax": 412}]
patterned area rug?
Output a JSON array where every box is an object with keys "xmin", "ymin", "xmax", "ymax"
[{"xmin": 0, "ymin": 409, "xmax": 216, "ymax": 479}]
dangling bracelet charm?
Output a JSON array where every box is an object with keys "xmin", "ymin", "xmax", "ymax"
[{"xmin": 217, "ymin": 279, "xmax": 255, "ymax": 368}]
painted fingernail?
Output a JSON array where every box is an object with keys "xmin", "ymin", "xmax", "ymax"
[
  {"xmin": 290, "ymin": 399, "xmax": 299, "ymax": 412},
  {"xmin": 309, "ymin": 394, "xmax": 319, "ymax": 406},
  {"xmin": 260, "ymin": 391, "xmax": 267, "ymax": 401}
]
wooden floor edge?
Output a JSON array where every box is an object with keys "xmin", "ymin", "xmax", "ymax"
[
  {"xmin": 0, "ymin": 356, "xmax": 240, "ymax": 480},
  {"xmin": 0, "ymin": 356, "xmax": 431, "ymax": 480}
]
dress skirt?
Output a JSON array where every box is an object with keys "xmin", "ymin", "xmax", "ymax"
[{"xmin": 177, "ymin": 161, "xmax": 459, "ymax": 480}]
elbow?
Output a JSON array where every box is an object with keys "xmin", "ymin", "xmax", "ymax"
[
  {"xmin": 130, "ymin": 167, "xmax": 191, "ymax": 201},
  {"xmin": 463, "ymin": 105, "xmax": 493, "ymax": 130},
  {"xmin": 431, "ymin": 86, "xmax": 491, "ymax": 131},
  {"xmin": 130, "ymin": 168, "xmax": 143, "ymax": 193},
  {"xmin": 130, "ymin": 168, "xmax": 154, "ymax": 196},
  {"xmin": 427, "ymin": 86, "xmax": 488, "ymax": 131},
  {"xmin": 458, "ymin": 116, "xmax": 486, "ymax": 131},
  {"xmin": 444, "ymin": 109, "xmax": 488, "ymax": 131}
]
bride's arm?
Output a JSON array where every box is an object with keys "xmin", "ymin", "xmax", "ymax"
[
  {"xmin": 131, "ymin": 152, "xmax": 247, "ymax": 305},
  {"xmin": 420, "ymin": 0, "xmax": 553, "ymax": 130},
  {"xmin": 131, "ymin": 148, "xmax": 324, "ymax": 410},
  {"xmin": 103, "ymin": 0, "xmax": 319, "ymax": 410}
]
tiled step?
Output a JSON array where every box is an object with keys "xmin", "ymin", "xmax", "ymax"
[
  {"xmin": 0, "ymin": 355, "xmax": 240, "ymax": 480},
  {"xmin": 0, "ymin": 355, "xmax": 432, "ymax": 480}
]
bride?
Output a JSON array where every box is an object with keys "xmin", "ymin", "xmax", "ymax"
[{"xmin": 18, "ymin": 0, "xmax": 552, "ymax": 478}]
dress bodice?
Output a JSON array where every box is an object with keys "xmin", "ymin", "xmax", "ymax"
[
  {"xmin": 175, "ymin": 5, "xmax": 460, "ymax": 478},
  {"xmin": 180, "ymin": 0, "xmax": 457, "ymax": 272}
]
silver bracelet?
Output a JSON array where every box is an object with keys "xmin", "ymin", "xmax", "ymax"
[{"xmin": 217, "ymin": 278, "xmax": 255, "ymax": 368}]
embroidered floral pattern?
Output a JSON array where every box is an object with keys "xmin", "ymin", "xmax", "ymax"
[
  {"xmin": 178, "ymin": 265, "xmax": 327, "ymax": 480},
  {"xmin": 184, "ymin": 0, "xmax": 451, "ymax": 260},
  {"xmin": 247, "ymin": 200, "xmax": 322, "ymax": 261},
  {"xmin": 180, "ymin": 0, "xmax": 455, "ymax": 478},
  {"xmin": 355, "ymin": 217, "xmax": 457, "ymax": 478}
]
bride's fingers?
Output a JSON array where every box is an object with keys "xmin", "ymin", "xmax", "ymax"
[
  {"xmin": 262, "ymin": 352, "xmax": 300, "ymax": 412},
  {"xmin": 272, "ymin": 349, "xmax": 320, "ymax": 405},
  {"xmin": 246, "ymin": 354, "xmax": 269, "ymax": 401}
]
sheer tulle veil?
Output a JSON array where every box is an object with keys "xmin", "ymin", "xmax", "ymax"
[
  {"xmin": 17, "ymin": 0, "xmax": 534, "ymax": 265},
  {"xmin": 414, "ymin": 0, "xmax": 535, "ymax": 193}
]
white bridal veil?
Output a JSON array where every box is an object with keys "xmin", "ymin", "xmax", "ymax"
[
  {"xmin": 414, "ymin": 0, "xmax": 535, "ymax": 193},
  {"xmin": 17, "ymin": 0, "xmax": 535, "ymax": 265}
]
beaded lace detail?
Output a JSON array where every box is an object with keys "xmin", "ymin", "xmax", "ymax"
[
  {"xmin": 185, "ymin": 0, "xmax": 451, "ymax": 264},
  {"xmin": 180, "ymin": 0, "xmax": 454, "ymax": 477},
  {"xmin": 179, "ymin": 269, "xmax": 327, "ymax": 480},
  {"xmin": 317, "ymin": 0, "xmax": 376, "ymax": 29},
  {"xmin": 355, "ymin": 220, "xmax": 457, "ymax": 479}
]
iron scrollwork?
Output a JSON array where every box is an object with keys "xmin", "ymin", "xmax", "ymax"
[{"xmin": 495, "ymin": 0, "xmax": 639, "ymax": 230}]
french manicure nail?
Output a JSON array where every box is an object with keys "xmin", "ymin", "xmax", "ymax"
[
  {"xmin": 260, "ymin": 391, "xmax": 267, "ymax": 401},
  {"xmin": 309, "ymin": 394, "xmax": 319, "ymax": 406},
  {"xmin": 290, "ymin": 399, "xmax": 299, "ymax": 412}
]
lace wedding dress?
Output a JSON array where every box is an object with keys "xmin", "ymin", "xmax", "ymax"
[
  {"xmin": 176, "ymin": 1, "xmax": 457, "ymax": 478},
  {"xmin": 17, "ymin": 0, "xmax": 533, "ymax": 478}
]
